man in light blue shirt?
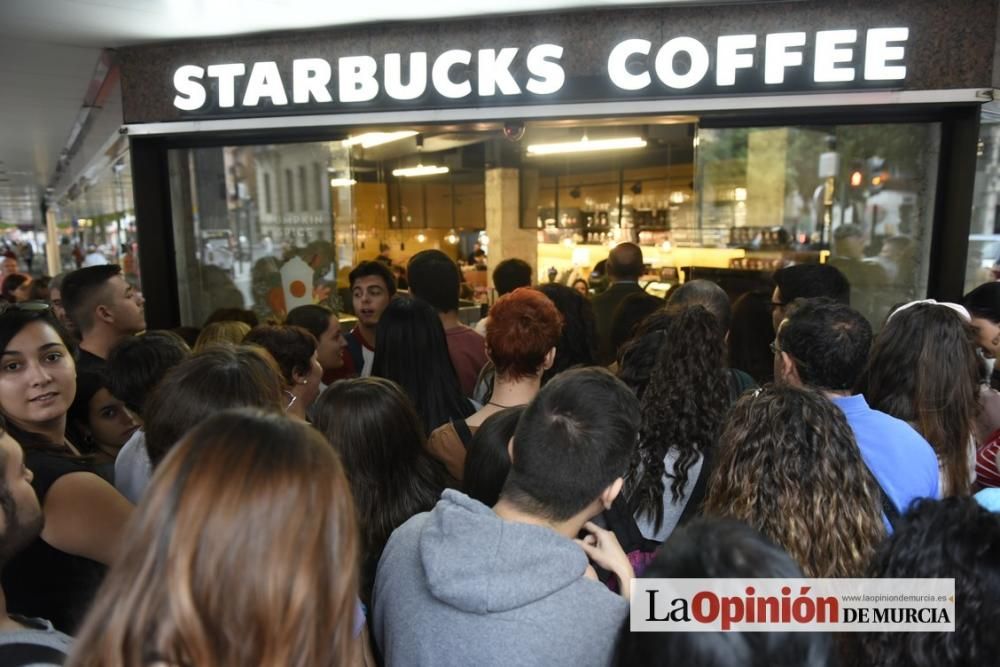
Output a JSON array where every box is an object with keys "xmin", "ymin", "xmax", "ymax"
[{"xmin": 774, "ymin": 298, "xmax": 939, "ymax": 528}]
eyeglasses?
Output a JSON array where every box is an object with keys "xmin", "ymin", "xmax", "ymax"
[
  {"xmin": 769, "ymin": 340, "xmax": 781, "ymax": 355},
  {"xmin": 769, "ymin": 301, "xmax": 786, "ymax": 311},
  {"xmin": 0, "ymin": 301, "xmax": 51, "ymax": 315}
]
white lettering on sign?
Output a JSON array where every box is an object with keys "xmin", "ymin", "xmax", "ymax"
[
  {"xmin": 384, "ymin": 52, "xmax": 428, "ymax": 100},
  {"xmin": 243, "ymin": 61, "xmax": 288, "ymax": 106},
  {"xmin": 608, "ymin": 39, "xmax": 652, "ymax": 91},
  {"xmin": 814, "ymin": 30, "xmax": 857, "ymax": 83},
  {"xmin": 654, "ymin": 36, "xmax": 710, "ymax": 89},
  {"xmin": 865, "ymin": 27, "xmax": 908, "ymax": 80},
  {"xmin": 432, "ymin": 49, "xmax": 473, "ymax": 98},
  {"xmin": 339, "ymin": 56, "xmax": 379, "ymax": 102},
  {"xmin": 764, "ymin": 32, "xmax": 807, "ymax": 84},
  {"xmin": 716, "ymin": 34, "xmax": 756, "ymax": 86},
  {"xmin": 206, "ymin": 63, "xmax": 246, "ymax": 107},
  {"xmin": 173, "ymin": 65, "xmax": 206, "ymax": 110},
  {"xmin": 525, "ymin": 44, "xmax": 565, "ymax": 94},
  {"xmin": 170, "ymin": 27, "xmax": 909, "ymax": 111},
  {"xmin": 293, "ymin": 58, "xmax": 333, "ymax": 103}
]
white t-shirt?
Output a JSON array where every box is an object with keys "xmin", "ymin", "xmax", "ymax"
[{"xmin": 114, "ymin": 429, "xmax": 152, "ymax": 504}]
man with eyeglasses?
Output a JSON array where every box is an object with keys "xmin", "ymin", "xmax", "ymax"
[
  {"xmin": 770, "ymin": 263, "xmax": 850, "ymax": 334},
  {"xmin": 772, "ymin": 298, "xmax": 939, "ymax": 532}
]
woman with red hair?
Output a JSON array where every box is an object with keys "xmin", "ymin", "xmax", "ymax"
[{"xmin": 427, "ymin": 288, "xmax": 563, "ymax": 483}]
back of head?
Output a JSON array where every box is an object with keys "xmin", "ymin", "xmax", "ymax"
[
  {"xmin": 535, "ymin": 283, "xmax": 599, "ymax": 382},
  {"xmin": 372, "ymin": 296, "xmax": 472, "ymax": 433},
  {"xmin": 778, "ymin": 298, "xmax": 872, "ymax": 391},
  {"xmin": 348, "ymin": 260, "xmax": 397, "ymax": 296},
  {"xmin": 202, "ymin": 307, "xmax": 259, "ymax": 328},
  {"xmin": 860, "ymin": 303, "xmax": 979, "ymax": 496},
  {"xmin": 464, "ymin": 406, "xmax": 523, "ymax": 507},
  {"xmin": 243, "ymin": 324, "xmax": 317, "ymax": 386},
  {"xmin": 486, "ymin": 288, "xmax": 563, "ymax": 380},
  {"xmin": 703, "ymin": 384, "xmax": 884, "ymax": 577},
  {"xmin": 728, "ymin": 290, "xmax": 775, "ymax": 385},
  {"xmin": 407, "ymin": 249, "xmax": 460, "ymax": 313},
  {"xmin": 607, "ymin": 242, "xmax": 644, "ymax": 281},
  {"xmin": 859, "ymin": 497, "xmax": 1000, "ymax": 667},
  {"xmin": 628, "ymin": 304, "xmax": 730, "ymax": 530},
  {"xmin": 60, "ymin": 264, "xmax": 122, "ymax": 334},
  {"xmin": 502, "ymin": 367, "xmax": 640, "ymax": 521},
  {"xmin": 963, "ymin": 281, "xmax": 1000, "ymax": 323},
  {"xmin": 616, "ymin": 518, "xmax": 832, "ymax": 667},
  {"xmin": 143, "ymin": 346, "xmax": 284, "ymax": 465},
  {"xmin": 1, "ymin": 273, "xmax": 30, "ymax": 301},
  {"xmin": 610, "ymin": 292, "xmax": 663, "ymax": 359},
  {"xmin": 285, "ymin": 304, "xmax": 335, "ymax": 340},
  {"xmin": 313, "ymin": 377, "xmax": 442, "ymax": 559},
  {"xmin": 68, "ymin": 409, "xmax": 358, "ymax": 667},
  {"xmin": 773, "ymin": 264, "xmax": 850, "ymax": 305},
  {"xmin": 107, "ymin": 332, "xmax": 191, "ymax": 419},
  {"xmin": 193, "ymin": 321, "xmax": 251, "ymax": 353},
  {"xmin": 668, "ymin": 280, "xmax": 732, "ymax": 332},
  {"xmin": 492, "ymin": 258, "xmax": 533, "ymax": 296}
]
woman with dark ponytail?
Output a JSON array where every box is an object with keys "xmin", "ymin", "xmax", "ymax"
[{"xmin": 626, "ymin": 304, "xmax": 733, "ymax": 543}]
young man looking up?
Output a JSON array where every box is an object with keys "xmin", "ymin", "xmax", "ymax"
[
  {"xmin": 374, "ymin": 367, "xmax": 638, "ymax": 667},
  {"xmin": 774, "ymin": 298, "xmax": 939, "ymax": 528},
  {"xmin": 61, "ymin": 265, "xmax": 146, "ymax": 374},
  {"xmin": 407, "ymin": 249, "xmax": 487, "ymax": 396},
  {"xmin": 344, "ymin": 260, "xmax": 396, "ymax": 378},
  {"xmin": 0, "ymin": 429, "xmax": 73, "ymax": 663}
]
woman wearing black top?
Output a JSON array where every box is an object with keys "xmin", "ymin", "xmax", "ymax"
[{"xmin": 0, "ymin": 307, "xmax": 132, "ymax": 632}]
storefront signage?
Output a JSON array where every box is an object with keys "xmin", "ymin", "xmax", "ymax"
[{"xmin": 172, "ymin": 27, "xmax": 908, "ymax": 113}]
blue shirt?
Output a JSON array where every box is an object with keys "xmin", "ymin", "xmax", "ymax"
[{"xmin": 831, "ymin": 394, "xmax": 940, "ymax": 531}]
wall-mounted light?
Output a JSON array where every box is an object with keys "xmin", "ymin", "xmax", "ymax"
[
  {"xmin": 343, "ymin": 131, "xmax": 417, "ymax": 149},
  {"xmin": 526, "ymin": 136, "xmax": 647, "ymax": 156},
  {"xmin": 329, "ymin": 177, "xmax": 357, "ymax": 187},
  {"xmin": 393, "ymin": 164, "xmax": 450, "ymax": 178},
  {"xmin": 669, "ymin": 191, "xmax": 686, "ymax": 205},
  {"xmin": 445, "ymin": 229, "xmax": 459, "ymax": 245},
  {"xmin": 416, "ymin": 232, "xmax": 428, "ymax": 243}
]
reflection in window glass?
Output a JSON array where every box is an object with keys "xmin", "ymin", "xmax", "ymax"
[
  {"xmin": 285, "ymin": 169, "xmax": 295, "ymax": 212},
  {"xmin": 263, "ymin": 172, "xmax": 272, "ymax": 214},
  {"xmin": 967, "ymin": 104, "xmax": 1000, "ymax": 293},
  {"xmin": 696, "ymin": 123, "xmax": 940, "ymax": 326}
]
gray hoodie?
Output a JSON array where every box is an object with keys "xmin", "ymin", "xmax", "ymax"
[{"xmin": 372, "ymin": 490, "xmax": 628, "ymax": 667}]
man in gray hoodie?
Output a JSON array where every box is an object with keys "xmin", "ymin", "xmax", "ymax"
[{"xmin": 373, "ymin": 367, "xmax": 640, "ymax": 667}]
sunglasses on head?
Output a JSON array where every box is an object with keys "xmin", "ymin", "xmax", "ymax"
[{"xmin": 0, "ymin": 301, "xmax": 51, "ymax": 315}]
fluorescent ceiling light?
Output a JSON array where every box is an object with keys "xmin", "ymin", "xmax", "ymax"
[
  {"xmin": 526, "ymin": 136, "xmax": 647, "ymax": 156},
  {"xmin": 329, "ymin": 177, "xmax": 357, "ymax": 187},
  {"xmin": 392, "ymin": 164, "xmax": 450, "ymax": 177},
  {"xmin": 343, "ymin": 131, "xmax": 417, "ymax": 149}
]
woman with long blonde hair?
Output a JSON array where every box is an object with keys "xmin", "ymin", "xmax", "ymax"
[
  {"xmin": 703, "ymin": 384, "xmax": 885, "ymax": 578},
  {"xmin": 67, "ymin": 409, "xmax": 360, "ymax": 666}
]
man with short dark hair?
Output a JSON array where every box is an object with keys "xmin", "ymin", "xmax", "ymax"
[
  {"xmin": 343, "ymin": 260, "xmax": 397, "ymax": 378},
  {"xmin": 61, "ymin": 265, "xmax": 146, "ymax": 373},
  {"xmin": 374, "ymin": 368, "xmax": 638, "ymax": 666},
  {"xmin": 592, "ymin": 243, "xmax": 646, "ymax": 364},
  {"xmin": 668, "ymin": 279, "xmax": 732, "ymax": 333},
  {"xmin": 408, "ymin": 249, "xmax": 487, "ymax": 396},
  {"xmin": 770, "ymin": 263, "xmax": 850, "ymax": 332},
  {"xmin": 475, "ymin": 258, "xmax": 534, "ymax": 337},
  {"xmin": 774, "ymin": 298, "xmax": 939, "ymax": 527},
  {"xmin": 107, "ymin": 331, "xmax": 191, "ymax": 503},
  {"xmin": 0, "ymin": 429, "xmax": 72, "ymax": 663}
]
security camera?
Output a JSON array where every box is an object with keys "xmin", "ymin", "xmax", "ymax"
[{"xmin": 503, "ymin": 121, "xmax": 526, "ymax": 142}]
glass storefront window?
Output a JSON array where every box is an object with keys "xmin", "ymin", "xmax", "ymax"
[
  {"xmin": 966, "ymin": 103, "xmax": 1000, "ymax": 293},
  {"xmin": 696, "ymin": 123, "xmax": 941, "ymax": 326}
]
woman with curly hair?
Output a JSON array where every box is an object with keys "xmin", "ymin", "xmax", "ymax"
[
  {"xmin": 859, "ymin": 301, "xmax": 980, "ymax": 496},
  {"xmin": 703, "ymin": 384, "xmax": 886, "ymax": 578},
  {"xmin": 626, "ymin": 305, "xmax": 733, "ymax": 543}
]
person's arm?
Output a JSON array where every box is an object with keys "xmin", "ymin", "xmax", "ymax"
[
  {"xmin": 40, "ymin": 471, "xmax": 133, "ymax": 565},
  {"xmin": 575, "ymin": 521, "xmax": 635, "ymax": 600}
]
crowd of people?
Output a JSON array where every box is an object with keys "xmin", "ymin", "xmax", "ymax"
[{"xmin": 0, "ymin": 244, "xmax": 996, "ymax": 666}]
